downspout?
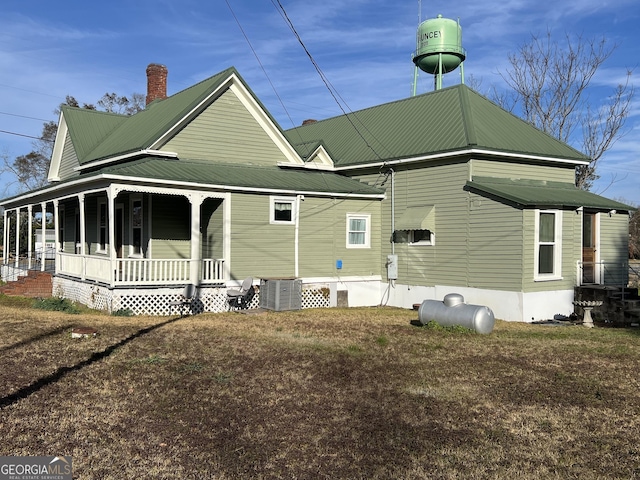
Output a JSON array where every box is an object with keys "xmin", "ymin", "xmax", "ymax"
[
  {"xmin": 390, "ymin": 168, "xmax": 395, "ymax": 256},
  {"xmin": 295, "ymin": 195, "xmax": 302, "ymax": 278}
]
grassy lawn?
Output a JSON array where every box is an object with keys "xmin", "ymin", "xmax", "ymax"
[{"xmin": 0, "ymin": 296, "xmax": 639, "ymax": 479}]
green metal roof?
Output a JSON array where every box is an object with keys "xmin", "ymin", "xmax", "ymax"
[
  {"xmin": 91, "ymin": 157, "xmax": 383, "ymax": 196},
  {"xmin": 466, "ymin": 177, "xmax": 634, "ymax": 211},
  {"xmin": 63, "ymin": 67, "xmax": 243, "ymax": 164},
  {"xmin": 285, "ymin": 84, "xmax": 588, "ymax": 167}
]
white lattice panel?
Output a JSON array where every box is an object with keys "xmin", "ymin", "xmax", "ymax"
[
  {"xmin": 301, "ymin": 285, "xmax": 331, "ymax": 309},
  {"xmin": 52, "ymin": 278, "xmax": 333, "ymax": 315}
]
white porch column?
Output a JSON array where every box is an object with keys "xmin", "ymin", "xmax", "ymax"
[
  {"xmin": 78, "ymin": 193, "xmax": 86, "ymax": 280},
  {"xmin": 28, "ymin": 205, "xmax": 33, "ymax": 269},
  {"xmin": 14, "ymin": 208, "xmax": 20, "ymax": 268},
  {"xmin": 107, "ymin": 187, "xmax": 116, "ymax": 287},
  {"xmin": 40, "ymin": 202, "xmax": 47, "ymax": 271},
  {"xmin": 189, "ymin": 194, "xmax": 203, "ymax": 285},
  {"xmin": 2, "ymin": 209, "xmax": 7, "ymax": 265},
  {"xmin": 53, "ymin": 200, "xmax": 59, "ymax": 273}
]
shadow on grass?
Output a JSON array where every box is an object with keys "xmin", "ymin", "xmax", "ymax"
[
  {"xmin": 0, "ymin": 324, "xmax": 74, "ymax": 354},
  {"xmin": 0, "ymin": 315, "xmax": 185, "ymax": 409}
]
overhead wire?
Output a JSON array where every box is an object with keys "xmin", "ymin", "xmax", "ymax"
[
  {"xmin": 224, "ymin": 0, "xmax": 312, "ymax": 160},
  {"xmin": 270, "ymin": 0, "xmax": 392, "ymax": 162}
]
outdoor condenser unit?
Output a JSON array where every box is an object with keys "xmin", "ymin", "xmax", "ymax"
[{"xmin": 259, "ymin": 278, "xmax": 302, "ymax": 311}]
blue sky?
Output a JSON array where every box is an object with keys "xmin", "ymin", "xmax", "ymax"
[{"xmin": 1, "ymin": 0, "xmax": 638, "ymax": 204}]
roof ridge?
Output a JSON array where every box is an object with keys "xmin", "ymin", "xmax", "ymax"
[{"xmin": 290, "ymin": 84, "xmax": 466, "ymax": 129}]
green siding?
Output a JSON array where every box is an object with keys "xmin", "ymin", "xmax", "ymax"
[
  {"xmin": 163, "ymin": 89, "xmax": 288, "ymax": 166},
  {"xmin": 471, "ymin": 159, "xmax": 576, "ymax": 183},
  {"xmin": 298, "ymin": 197, "xmax": 381, "ymax": 278},
  {"xmin": 467, "ymin": 194, "xmax": 525, "ymax": 291},
  {"xmin": 59, "ymin": 131, "xmax": 80, "ymax": 180},
  {"xmin": 229, "ymin": 194, "xmax": 295, "ymax": 280},
  {"xmin": 150, "ymin": 195, "xmax": 190, "ymax": 260},
  {"xmin": 201, "ymin": 198, "xmax": 224, "ymax": 260},
  {"xmin": 228, "ymin": 194, "xmax": 381, "ymax": 281},
  {"xmin": 521, "ymin": 209, "xmax": 580, "ymax": 293},
  {"xmin": 353, "ymin": 160, "xmax": 470, "ymax": 287}
]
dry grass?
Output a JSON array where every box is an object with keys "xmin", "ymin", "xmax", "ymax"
[{"xmin": 1, "ymin": 298, "xmax": 639, "ymax": 479}]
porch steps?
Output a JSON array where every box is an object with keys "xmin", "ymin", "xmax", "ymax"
[{"xmin": 0, "ymin": 271, "xmax": 53, "ymax": 298}]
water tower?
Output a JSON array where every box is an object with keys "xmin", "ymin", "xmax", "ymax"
[{"xmin": 412, "ymin": 14, "xmax": 466, "ymax": 93}]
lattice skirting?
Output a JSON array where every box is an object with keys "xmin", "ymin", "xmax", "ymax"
[{"xmin": 52, "ymin": 278, "xmax": 332, "ymax": 315}]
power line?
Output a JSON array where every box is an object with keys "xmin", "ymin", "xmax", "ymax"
[
  {"xmin": 225, "ymin": 0, "xmax": 312, "ymax": 159},
  {"xmin": 0, "ymin": 129, "xmax": 42, "ymax": 140},
  {"xmin": 0, "ymin": 111, "xmax": 51, "ymax": 122},
  {"xmin": 271, "ymin": 0, "xmax": 391, "ymax": 161}
]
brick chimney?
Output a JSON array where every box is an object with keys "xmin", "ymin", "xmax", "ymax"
[{"xmin": 146, "ymin": 63, "xmax": 168, "ymax": 105}]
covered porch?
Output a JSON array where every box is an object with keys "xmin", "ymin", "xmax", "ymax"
[{"xmin": 2, "ymin": 183, "xmax": 230, "ymax": 290}]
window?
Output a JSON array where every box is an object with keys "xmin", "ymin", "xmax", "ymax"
[
  {"xmin": 535, "ymin": 210, "xmax": 562, "ymax": 280},
  {"xmin": 97, "ymin": 201, "xmax": 107, "ymax": 252},
  {"xmin": 270, "ymin": 197, "xmax": 296, "ymax": 224},
  {"xmin": 346, "ymin": 214, "xmax": 370, "ymax": 248},
  {"xmin": 131, "ymin": 197, "xmax": 143, "ymax": 256},
  {"xmin": 393, "ymin": 229, "xmax": 434, "ymax": 245}
]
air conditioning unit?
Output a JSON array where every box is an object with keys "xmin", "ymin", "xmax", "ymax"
[{"xmin": 260, "ymin": 278, "xmax": 302, "ymax": 311}]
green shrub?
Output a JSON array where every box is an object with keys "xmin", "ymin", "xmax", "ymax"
[
  {"xmin": 112, "ymin": 308, "xmax": 134, "ymax": 317},
  {"xmin": 33, "ymin": 297, "xmax": 81, "ymax": 314}
]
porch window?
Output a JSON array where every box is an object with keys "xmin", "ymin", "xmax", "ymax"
[
  {"xmin": 346, "ymin": 214, "xmax": 370, "ymax": 248},
  {"xmin": 535, "ymin": 210, "xmax": 562, "ymax": 280},
  {"xmin": 97, "ymin": 201, "xmax": 107, "ymax": 253},
  {"xmin": 270, "ymin": 197, "xmax": 295, "ymax": 224},
  {"xmin": 131, "ymin": 197, "xmax": 143, "ymax": 256}
]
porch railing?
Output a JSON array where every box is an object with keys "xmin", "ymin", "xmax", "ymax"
[
  {"xmin": 56, "ymin": 253, "xmax": 224, "ymax": 286},
  {"xmin": 576, "ymin": 260, "xmax": 629, "ymax": 287}
]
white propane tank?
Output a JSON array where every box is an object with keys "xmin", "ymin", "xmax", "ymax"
[{"xmin": 418, "ymin": 293, "xmax": 495, "ymax": 334}]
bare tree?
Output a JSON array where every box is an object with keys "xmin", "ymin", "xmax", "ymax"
[
  {"xmin": 497, "ymin": 31, "xmax": 634, "ymax": 190},
  {"xmin": 1, "ymin": 92, "xmax": 143, "ymax": 194}
]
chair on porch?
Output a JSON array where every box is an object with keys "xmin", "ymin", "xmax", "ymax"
[
  {"xmin": 170, "ymin": 284, "xmax": 197, "ymax": 316},
  {"xmin": 226, "ymin": 277, "xmax": 255, "ymax": 311}
]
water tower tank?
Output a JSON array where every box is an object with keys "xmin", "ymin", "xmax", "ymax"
[{"xmin": 413, "ymin": 15, "xmax": 465, "ymax": 75}]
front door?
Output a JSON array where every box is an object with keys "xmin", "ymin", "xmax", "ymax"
[{"xmin": 582, "ymin": 212, "xmax": 597, "ymax": 284}]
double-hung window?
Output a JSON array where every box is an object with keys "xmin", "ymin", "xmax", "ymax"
[
  {"xmin": 346, "ymin": 214, "xmax": 370, "ymax": 248},
  {"xmin": 535, "ymin": 209, "xmax": 562, "ymax": 280},
  {"xmin": 270, "ymin": 197, "xmax": 296, "ymax": 225}
]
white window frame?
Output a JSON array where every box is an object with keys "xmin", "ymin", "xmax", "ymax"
[
  {"xmin": 96, "ymin": 200, "xmax": 108, "ymax": 254},
  {"xmin": 346, "ymin": 213, "xmax": 371, "ymax": 249},
  {"xmin": 270, "ymin": 196, "xmax": 296, "ymax": 225},
  {"xmin": 534, "ymin": 209, "xmax": 563, "ymax": 281},
  {"xmin": 129, "ymin": 195, "xmax": 143, "ymax": 258},
  {"xmin": 409, "ymin": 229, "xmax": 435, "ymax": 246}
]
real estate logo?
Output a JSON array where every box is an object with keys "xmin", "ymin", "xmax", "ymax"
[{"xmin": 0, "ymin": 456, "xmax": 72, "ymax": 480}]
